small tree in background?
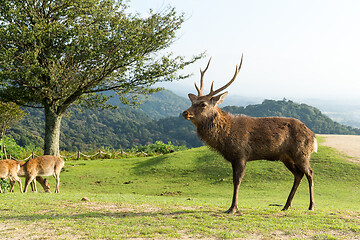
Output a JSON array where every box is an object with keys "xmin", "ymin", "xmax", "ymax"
[
  {"xmin": 0, "ymin": 0, "xmax": 202, "ymax": 157},
  {"xmin": 0, "ymin": 102, "xmax": 26, "ymax": 158}
]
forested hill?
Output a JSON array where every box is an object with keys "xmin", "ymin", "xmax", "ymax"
[
  {"xmin": 105, "ymin": 89, "xmax": 189, "ymax": 120},
  {"xmin": 223, "ymin": 99, "xmax": 360, "ymax": 135},
  {"xmin": 8, "ymin": 96, "xmax": 360, "ymax": 152}
]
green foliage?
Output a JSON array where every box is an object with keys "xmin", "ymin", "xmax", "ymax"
[
  {"xmin": 0, "ymin": 101, "xmax": 26, "ymax": 153},
  {"xmin": 0, "ymin": 179, "xmax": 10, "ymax": 193},
  {"xmin": 0, "ymin": 0, "xmax": 201, "ymax": 110},
  {"xmin": 9, "ymin": 106, "xmax": 202, "ymax": 151},
  {"xmin": 131, "ymin": 141, "xmax": 187, "ymax": 155},
  {"xmin": 105, "ymin": 89, "xmax": 190, "ymax": 119},
  {"xmin": 0, "ymin": 136, "xmax": 25, "ymax": 159},
  {"xmin": 0, "ymin": 0, "xmax": 202, "ymax": 155}
]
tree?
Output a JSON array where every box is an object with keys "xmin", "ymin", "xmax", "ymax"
[
  {"xmin": 0, "ymin": 0, "xmax": 201, "ymax": 156},
  {"xmin": 0, "ymin": 102, "xmax": 26, "ymax": 157}
]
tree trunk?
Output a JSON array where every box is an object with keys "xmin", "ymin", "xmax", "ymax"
[{"xmin": 44, "ymin": 105, "xmax": 62, "ymax": 157}]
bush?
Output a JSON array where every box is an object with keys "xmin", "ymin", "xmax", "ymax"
[
  {"xmin": 0, "ymin": 180, "xmax": 10, "ymax": 193},
  {"xmin": 0, "ymin": 136, "xmax": 25, "ymax": 159},
  {"xmin": 131, "ymin": 141, "xmax": 187, "ymax": 155}
]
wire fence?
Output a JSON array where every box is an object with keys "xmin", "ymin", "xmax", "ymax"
[
  {"xmin": 2, "ymin": 147, "xmax": 148, "ymax": 162},
  {"xmin": 1, "ymin": 141, "xmax": 182, "ymax": 161}
]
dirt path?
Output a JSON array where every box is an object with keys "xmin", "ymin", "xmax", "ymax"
[{"xmin": 318, "ymin": 134, "xmax": 360, "ymax": 164}]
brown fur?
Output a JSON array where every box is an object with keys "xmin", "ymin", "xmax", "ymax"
[
  {"xmin": 17, "ymin": 161, "xmax": 51, "ymax": 193},
  {"xmin": 0, "ymin": 159, "xmax": 50, "ymax": 193},
  {"xmin": 182, "ymin": 58, "xmax": 317, "ymax": 213},
  {"xmin": 23, "ymin": 155, "xmax": 64, "ymax": 193},
  {"xmin": 0, "ymin": 159, "xmax": 50, "ymax": 192},
  {"xmin": 0, "ymin": 159, "xmax": 22, "ymax": 193}
]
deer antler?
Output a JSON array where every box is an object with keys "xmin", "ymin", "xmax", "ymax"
[
  {"xmin": 209, "ymin": 54, "xmax": 243, "ymax": 96},
  {"xmin": 195, "ymin": 57, "xmax": 212, "ymax": 96}
]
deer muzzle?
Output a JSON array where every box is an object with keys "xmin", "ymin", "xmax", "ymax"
[{"xmin": 182, "ymin": 110, "xmax": 193, "ymax": 120}]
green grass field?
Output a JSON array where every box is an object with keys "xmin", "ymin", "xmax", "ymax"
[{"xmin": 0, "ymin": 143, "xmax": 359, "ymax": 239}]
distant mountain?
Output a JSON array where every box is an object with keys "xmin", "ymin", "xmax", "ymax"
[
  {"xmin": 7, "ymin": 91, "xmax": 360, "ymax": 152},
  {"xmin": 105, "ymin": 89, "xmax": 189, "ymax": 119}
]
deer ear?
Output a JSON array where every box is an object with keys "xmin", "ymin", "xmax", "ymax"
[
  {"xmin": 211, "ymin": 92, "xmax": 228, "ymax": 106},
  {"xmin": 188, "ymin": 93, "xmax": 198, "ymax": 103}
]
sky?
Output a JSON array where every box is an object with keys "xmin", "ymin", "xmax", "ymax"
[{"xmin": 129, "ymin": 0, "xmax": 360, "ymax": 103}]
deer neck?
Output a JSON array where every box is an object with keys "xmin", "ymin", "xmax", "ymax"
[{"xmin": 197, "ymin": 108, "xmax": 232, "ymax": 148}]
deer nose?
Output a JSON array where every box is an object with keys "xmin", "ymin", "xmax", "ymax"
[{"xmin": 182, "ymin": 110, "xmax": 191, "ymax": 120}]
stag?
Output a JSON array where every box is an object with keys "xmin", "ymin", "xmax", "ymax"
[{"xmin": 182, "ymin": 56, "xmax": 317, "ymax": 213}]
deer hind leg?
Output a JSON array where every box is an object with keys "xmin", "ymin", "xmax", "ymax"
[
  {"xmin": 282, "ymin": 157, "xmax": 304, "ymax": 210},
  {"xmin": 14, "ymin": 176, "xmax": 23, "ymax": 193},
  {"xmin": 10, "ymin": 176, "xmax": 23, "ymax": 193},
  {"xmin": 298, "ymin": 162, "xmax": 315, "ymax": 210},
  {"xmin": 226, "ymin": 160, "xmax": 246, "ymax": 214},
  {"xmin": 9, "ymin": 179, "xmax": 16, "ymax": 192},
  {"xmin": 54, "ymin": 172, "xmax": 60, "ymax": 193}
]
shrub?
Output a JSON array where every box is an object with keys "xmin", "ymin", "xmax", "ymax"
[
  {"xmin": 0, "ymin": 136, "xmax": 25, "ymax": 159},
  {"xmin": 132, "ymin": 141, "xmax": 187, "ymax": 155}
]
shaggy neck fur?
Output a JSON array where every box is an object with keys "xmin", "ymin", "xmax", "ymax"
[{"xmin": 196, "ymin": 108, "xmax": 232, "ymax": 150}]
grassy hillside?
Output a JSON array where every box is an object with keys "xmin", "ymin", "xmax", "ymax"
[
  {"xmin": 1, "ymin": 142, "xmax": 359, "ymax": 239},
  {"xmin": 61, "ymin": 144, "xmax": 360, "ymax": 210}
]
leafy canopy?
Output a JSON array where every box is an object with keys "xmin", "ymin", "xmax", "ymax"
[
  {"xmin": 0, "ymin": 0, "xmax": 201, "ymax": 113},
  {"xmin": 0, "ymin": 101, "xmax": 26, "ymax": 137}
]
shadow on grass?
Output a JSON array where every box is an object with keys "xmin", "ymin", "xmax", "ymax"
[
  {"xmin": 1, "ymin": 208, "xmax": 220, "ymax": 222},
  {"xmin": 132, "ymin": 148, "xmax": 232, "ymax": 181}
]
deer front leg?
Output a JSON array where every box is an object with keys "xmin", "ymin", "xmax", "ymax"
[
  {"xmin": 23, "ymin": 176, "xmax": 36, "ymax": 193},
  {"xmin": 31, "ymin": 178, "xmax": 38, "ymax": 192},
  {"xmin": 225, "ymin": 160, "xmax": 246, "ymax": 214}
]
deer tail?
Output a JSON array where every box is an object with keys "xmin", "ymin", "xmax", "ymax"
[{"xmin": 313, "ymin": 137, "xmax": 318, "ymax": 153}]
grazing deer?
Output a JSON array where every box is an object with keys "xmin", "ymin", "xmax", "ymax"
[
  {"xmin": 0, "ymin": 159, "xmax": 50, "ymax": 193},
  {"xmin": 16, "ymin": 161, "xmax": 51, "ymax": 193},
  {"xmin": 182, "ymin": 56, "xmax": 317, "ymax": 213},
  {"xmin": 0, "ymin": 159, "xmax": 23, "ymax": 193},
  {"xmin": 23, "ymin": 155, "xmax": 64, "ymax": 193}
]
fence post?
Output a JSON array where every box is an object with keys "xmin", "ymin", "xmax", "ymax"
[
  {"xmin": 77, "ymin": 150, "xmax": 80, "ymax": 160},
  {"xmin": 98, "ymin": 150, "xmax": 101, "ymax": 158},
  {"xmin": 31, "ymin": 151, "xmax": 35, "ymax": 159},
  {"xmin": 3, "ymin": 146, "xmax": 7, "ymax": 159}
]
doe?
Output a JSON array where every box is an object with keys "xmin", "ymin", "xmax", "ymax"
[
  {"xmin": 23, "ymin": 155, "xmax": 64, "ymax": 193},
  {"xmin": 0, "ymin": 159, "xmax": 50, "ymax": 193}
]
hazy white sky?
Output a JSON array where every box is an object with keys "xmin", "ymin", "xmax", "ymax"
[{"xmin": 130, "ymin": 0, "xmax": 360, "ymax": 102}]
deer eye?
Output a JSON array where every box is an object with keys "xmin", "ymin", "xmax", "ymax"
[{"xmin": 200, "ymin": 102, "xmax": 207, "ymax": 108}]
